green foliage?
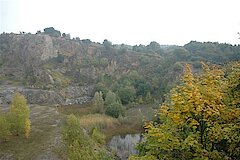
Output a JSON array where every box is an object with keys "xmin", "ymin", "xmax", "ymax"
[
  {"xmin": 92, "ymin": 91, "xmax": 104, "ymax": 113},
  {"xmin": 184, "ymin": 41, "xmax": 240, "ymax": 62},
  {"xmin": 134, "ymin": 79, "xmax": 152, "ymax": 97},
  {"xmin": 64, "ymin": 115, "xmax": 95, "ymax": 160},
  {"xmin": 173, "ymin": 62, "xmax": 183, "ymax": 71},
  {"xmin": 138, "ymin": 95, "xmax": 144, "ymax": 104},
  {"xmin": 145, "ymin": 92, "xmax": 153, "ymax": 104},
  {"xmin": 103, "ymin": 39, "xmax": 112, "ymax": 49},
  {"xmin": 105, "ymin": 90, "xmax": 117, "ymax": 106},
  {"xmin": 63, "ymin": 114, "xmax": 112, "ymax": 160},
  {"xmin": 80, "ymin": 56, "xmax": 98, "ymax": 67},
  {"xmin": 129, "ymin": 155, "xmax": 158, "ymax": 160},
  {"xmin": 172, "ymin": 47, "xmax": 190, "ymax": 61},
  {"xmin": 49, "ymin": 71, "xmax": 70, "ymax": 87},
  {"xmin": 134, "ymin": 63, "xmax": 240, "ymax": 159},
  {"xmin": 224, "ymin": 61, "xmax": 240, "ymax": 108},
  {"xmin": 99, "ymin": 57, "xmax": 108, "ymax": 67},
  {"xmin": 8, "ymin": 92, "xmax": 31, "ymax": 138},
  {"xmin": 64, "ymin": 114, "xmax": 86, "ymax": 145},
  {"xmin": 94, "ymin": 83, "xmax": 109, "ymax": 99},
  {"xmin": 118, "ymin": 86, "xmax": 136, "ymax": 105},
  {"xmin": 105, "ymin": 102, "xmax": 124, "ymax": 118},
  {"xmin": 0, "ymin": 113, "xmax": 11, "ymax": 141},
  {"xmin": 146, "ymin": 41, "xmax": 161, "ymax": 53},
  {"xmin": 79, "ymin": 114, "xmax": 120, "ymax": 131},
  {"xmin": 91, "ymin": 127, "xmax": 106, "ymax": 145}
]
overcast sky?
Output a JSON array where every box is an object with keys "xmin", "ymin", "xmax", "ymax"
[{"xmin": 1, "ymin": 0, "xmax": 240, "ymax": 46}]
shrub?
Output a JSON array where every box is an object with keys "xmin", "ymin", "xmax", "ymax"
[
  {"xmin": 8, "ymin": 92, "xmax": 30, "ymax": 138},
  {"xmin": 91, "ymin": 127, "xmax": 106, "ymax": 145},
  {"xmin": 118, "ymin": 86, "xmax": 136, "ymax": 105},
  {"xmin": 105, "ymin": 102, "xmax": 124, "ymax": 118},
  {"xmin": 0, "ymin": 113, "xmax": 10, "ymax": 141}
]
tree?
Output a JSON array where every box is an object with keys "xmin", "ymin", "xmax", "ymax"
[
  {"xmin": 146, "ymin": 41, "xmax": 161, "ymax": 53},
  {"xmin": 0, "ymin": 113, "xmax": 10, "ymax": 141},
  {"xmin": 103, "ymin": 39, "xmax": 112, "ymax": 49},
  {"xmin": 118, "ymin": 86, "xmax": 136, "ymax": 105},
  {"xmin": 91, "ymin": 127, "xmax": 106, "ymax": 145},
  {"xmin": 63, "ymin": 114, "xmax": 111, "ymax": 160},
  {"xmin": 105, "ymin": 102, "xmax": 124, "ymax": 118},
  {"xmin": 145, "ymin": 92, "xmax": 152, "ymax": 104},
  {"xmin": 92, "ymin": 91, "xmax": 104, "ymax": 113},
  {"xmin": 133, "ymin": 63, "xmax": 240, "ymax": 159},
  {"xmin": 105, "ymin": 90, "xmax": 117, "ymax": 106},
  {"xmin": 43, "ymin": 27, "xmax": 61, "ymax": 37},
  {"xmin": 36, "ymin": 30, "xmax": 41, "ymax": 34},
  {"xmin": 64, "ymin": 114, "xmax": 95, "ymax": 160},
  {"xmin": 94, "ymin": 83, "xmax": 108, "ymax": 99},
  {"xmin": 224, "ymin": 61, "xmax": 240, "ymax": 108},
  {"xmin": 62, "ymin": 33, "xmax": 66, "ymax": 38},
  {"xmin": 133, "ymin": 79, "xmax": 152, "ymax": 97},
  {"xmin": 8, "ymin": 92, "xmax": 31, "ymax": 138}
]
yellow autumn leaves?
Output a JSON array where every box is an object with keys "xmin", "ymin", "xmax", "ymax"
[
  {"xmin": 133, "ymin": 62, "xmax": 240, "ymax": 159},
  {"xmin": 0, "ymin": 92, "xmax": 31, "ymax": 141}
]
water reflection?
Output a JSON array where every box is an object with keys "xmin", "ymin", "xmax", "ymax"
[{"xmin": 108, "ymin": 134, "xmax": 142, "ymax": 160}]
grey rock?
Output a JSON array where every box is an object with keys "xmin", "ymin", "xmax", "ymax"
[{"xmin": 0, "ymin": 85, "xmax": 93, "ymax": 105}]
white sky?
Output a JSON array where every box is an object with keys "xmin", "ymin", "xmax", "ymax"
[{"xmin": 0, "ymin": 0, "xmax": 240, "ymax": 46}]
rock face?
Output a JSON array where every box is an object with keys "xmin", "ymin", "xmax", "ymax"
[
  {"xmin": 0, "ymin": 33, "xmax": 97, "ymax": 105},
  {"xmin": 0, "ymin": 32, "xmax": 165, "ymax": 105},
  {"xmin": 0, "ymin": 33, "xmax": 84, "ymax": 79},
  {"xmin": 59, "ymin": 85, "xmax": 94, "ymax": 105},
  {"xmin": 0, "ymin": 85, "xmax": 93, "ymax": 105}
]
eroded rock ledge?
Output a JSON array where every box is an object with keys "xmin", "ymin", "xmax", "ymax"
[{"xmin": 0, "ymin": 85, "xmax": 94, "ymax": 105}]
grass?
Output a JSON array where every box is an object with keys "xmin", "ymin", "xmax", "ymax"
[
  {"xmin": 58, "ymin": 102, "xmax": 96, "ymax": 116},
  {"xmin": 0, "ymin": 105, "xmax": 63, "ymax": 160},
  {"xmin": 0, "ymin": 103, "xmax": 156, "ymax": 159},
  {"xmin": 78, "ymin": 113, "xmax": 144, "ymax": 141},
  {"xmin": 79, "ymin": 114, "xmax": 120, "ymax": 131},
  {"xmin": 125, "ymin": 104, "xmax": 156, "ymax": 122},
  {"xmin": 59, "ymin": 103, "xmax": 153, "ymax": 141},
  {"xmin": 49, "ymin": 70, "xmax": 70, "ymax": 87}
]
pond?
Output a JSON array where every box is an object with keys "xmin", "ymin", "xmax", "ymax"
[{"xmin": 108, "ymin": 134, "xmax": 143, "ymax": 160}]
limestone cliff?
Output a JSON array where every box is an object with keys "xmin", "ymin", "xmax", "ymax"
[{"xmin": 0, "ymin": 32, "xmax": 177, "ymax": 105}]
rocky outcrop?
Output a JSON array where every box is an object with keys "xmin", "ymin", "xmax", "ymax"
[
  {"xmin": 0, "ymin": 85, "xmax": 93, "ymax": 105},
  {"xmin": 59, "ymin": 85, "xmax": 94, "ymax": 105}
]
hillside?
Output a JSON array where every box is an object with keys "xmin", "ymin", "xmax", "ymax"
[
  {"xmin": 0, "ymin": 29, "xmax": 240, "ymax": 106},
  {"xmin": 0, "ymin": 28, "xmax": 239, "ymax": 160}
]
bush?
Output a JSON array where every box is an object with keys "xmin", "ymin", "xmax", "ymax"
[
  {"xmin": 92, "ymin": 91, "xmax": 104, "ymax": 113},
  {"xmin": 44, "ymin": 27, "xmax": 61, "ymax": 37},
  {"xmin": 0, "ymin": 113, "xmax": 10, "ymax": 141},
  {"xmin": 8, "ymin": 92, "xmax": 30, "ymax": 138},
  {"xmin": 105, "ymin": 90, "xmax": 117, "ymax": 106},
  {"xmin": 105, "ymin": 102, "xmax": 124, "ymax": 118},
  {"xmin": 64, "ymin": 114, "xmax": 112, "ymax": 160},
  {"xmin": 118, "ymin": 86, "xmax": 136, "ymax": 105},
  {"xmin": 91, "ymin": 127, "xmax": 106, "ymax": 144}
]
